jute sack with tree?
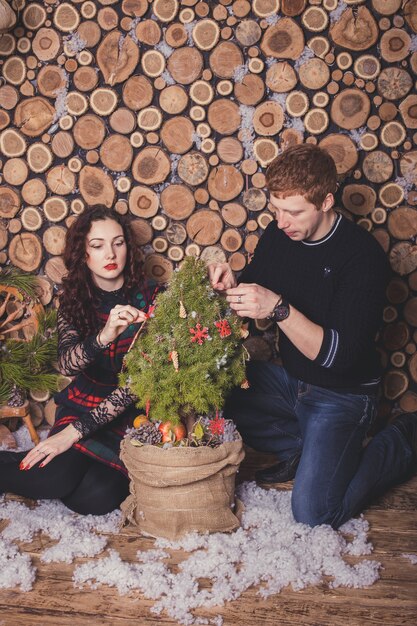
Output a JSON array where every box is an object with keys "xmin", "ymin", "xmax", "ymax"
[{"xmin": 120, "ymin": 257, "xmax": 247, "ymax": 539}]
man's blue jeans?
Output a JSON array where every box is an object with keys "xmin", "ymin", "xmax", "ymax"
[{"xmin": 225, "ymin": 361, "xmax": 415, "ymax": 529}]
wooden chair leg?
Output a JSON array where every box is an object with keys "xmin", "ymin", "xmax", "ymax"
[{"xmin": 22, "ymin": 411, "xmax": 40, "ymax": 445}]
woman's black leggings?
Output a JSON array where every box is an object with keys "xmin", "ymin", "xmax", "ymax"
[{"xmin": 0, "ymin": 448, "xmax": 129, "ymax": 515}]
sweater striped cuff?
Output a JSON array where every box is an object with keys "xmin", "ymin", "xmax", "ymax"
[{"xmin": 316, "ymin": 328, "xmax": 339, "ymax": 368}]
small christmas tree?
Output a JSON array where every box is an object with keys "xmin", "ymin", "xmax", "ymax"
[{"xmin": 121, "ymin": 257, "xmax": 246, "ymax": 431}]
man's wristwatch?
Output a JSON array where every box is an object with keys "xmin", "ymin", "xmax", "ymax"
[{"xmin": 268, "ymin": 297, "xmax": 290, "ymax": 322}]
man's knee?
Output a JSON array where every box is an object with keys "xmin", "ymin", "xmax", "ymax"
[{"xmin": 291, "ymin": 485, "xmax": 338, "ymax": 528}]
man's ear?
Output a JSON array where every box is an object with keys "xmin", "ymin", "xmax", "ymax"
[{"xmin": 321, "ymin": 193, "xmax": 334, "ymax": 213}]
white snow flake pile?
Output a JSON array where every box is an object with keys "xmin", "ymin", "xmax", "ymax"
[
  {"xmin": 0, "ymin": 537, "xmax": 35, "ymax": 592},
  {"xmin": 233, "ymin": 62, "xmax": 249, "ymax": 84},
  {"xmin": 0, "ymin": 497, "xmax": 120, "ymax": 591},
  {"xmin": 155, "ymin": 40, "xmax": 174, "ymax": 59},
  {"xmin": 294, "ymin": 46, "xmax": 315, "ymax": 70},
  {"xmin": 0, "ymin": 429, "xmax": 382, "ymax": 624},
  {"xmin": 402, "ymin": 553, "xmax": 417, "ymax": 565},
  {"xmin": 395, "ymin": 173, "xmax": 415, "ymax": 200},
  {"xmin": 0, "ymin": 424, "xmax": 48, "ymax": 451},
  {"xmin": 73, "ymin": 483, "xmax": 380, "ymax": 625},
  {"xmin": 63, "ymin": 32, "xmax": 87, "ymax": 55},
  {"xmin": 348, "ymin": 127, "xmax": 367, "ymax": 148},
  {"xmin": 329, "ymin": 1, "xmax": 348, "ymax": 23},
  {"xmin": 162, "ymin": 69, "xmax": 176, "ymax": 85},
  {"xmin": 239, "ymin": 105, "xmax": 255, "ymax": 159}
]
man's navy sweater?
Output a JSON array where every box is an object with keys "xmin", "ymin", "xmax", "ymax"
[{"xmin": 239, "ymin": 214, "xmax": 390, "ymax": 392}]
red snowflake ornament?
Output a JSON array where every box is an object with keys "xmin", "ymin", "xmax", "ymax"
[
  {"xmin": 190, "ymin": 323, "xmax": 209, "ymax": 345},
  {"xmin": 215, "ymin": 319, "xmax": 232, "ymax": 338},
  {"xmin": 209, "ymin": 414, "xmax": 226, "ymax": 436}
]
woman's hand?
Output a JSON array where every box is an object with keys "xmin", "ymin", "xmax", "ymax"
[
  {"xmin": 226, "ymin": 283, "xmax": 280, "ymax": 319},
  {"xmin": 19, "ymin": 425, "xmax": 81, "ymax": 470},
  {"xmin": 98, "ymin": 304, "xmax": 147, "ymax": 345}
]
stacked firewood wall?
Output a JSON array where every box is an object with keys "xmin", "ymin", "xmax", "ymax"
[{"xmin": 1, "ymin": 0, "xmax": 417, "ymax": 423}]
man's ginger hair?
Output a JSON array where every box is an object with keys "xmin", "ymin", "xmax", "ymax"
[{"xmin": 265, "ymin": 144, "xmax": 337, "ymax": 209}]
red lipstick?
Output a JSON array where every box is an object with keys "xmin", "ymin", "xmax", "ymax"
[{"xmin": 104, "ymin": 263, "xmax": 118, "ymax": 270}]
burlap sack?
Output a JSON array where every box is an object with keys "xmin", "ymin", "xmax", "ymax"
[{"xmin": 120, "ymin": 437, "xmax": 245, "ymax": 540}]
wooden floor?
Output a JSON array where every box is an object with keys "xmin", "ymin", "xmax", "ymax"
[{"xmin": 1, "ymin": 448, "xmax": 417, "ymax": 626}]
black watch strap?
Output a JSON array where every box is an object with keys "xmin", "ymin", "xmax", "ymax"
[{"xmin": 268, "ymin": 297, "xmax": 290, "ymax": 322}]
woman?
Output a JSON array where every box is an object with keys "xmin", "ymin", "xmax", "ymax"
[{"xmin": 0, "ymin": 206, "xmax": 157, "ymax": 514}]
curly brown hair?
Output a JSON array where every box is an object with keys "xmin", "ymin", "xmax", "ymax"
[
  {"xmin": 59, "ymin": 206, "xmax": 144, "ymax": 338},
  {"xmin": 266, "ymin": 144, "xmax": 337, "ymax": 209}
]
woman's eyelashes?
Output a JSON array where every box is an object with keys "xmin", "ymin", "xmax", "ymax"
[{"xmin": 90, "ymin": 239, "xmax": 125, "ymax": 250}]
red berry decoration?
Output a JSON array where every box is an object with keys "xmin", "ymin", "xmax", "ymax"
[
  {"xmin": 190, "ymin": 323, "xmax": 209, "ymax": 345},
  {"xmin": 215, "ymin": 319, "xmax": 232, "ymax": 338}
]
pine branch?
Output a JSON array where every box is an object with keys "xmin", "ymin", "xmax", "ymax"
[
  {"xmin": 36, "ymin": 308, "xmax": 57, "ymax": 335},
  {"xmin": 0, "ymin": 311, "xmax": 59, "ymax": 396},
  {"xmin": 0, "ymin": 380, "xmax": 11, "ymax": 406},
  {"xmin": 0, "ymin": 268, "xmax": 38, "ymax": 299}
]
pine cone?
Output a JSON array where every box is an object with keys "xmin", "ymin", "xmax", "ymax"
[
  {"xmin": 7, "ymin": 385, "xmax": 26, "ymax": 407},
  {"xmin": 131, "ymin": 422, "xmax": 162, "ymax": 445}
]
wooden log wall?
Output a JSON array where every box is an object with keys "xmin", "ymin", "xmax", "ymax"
[{"xmin": 1, "ymin": 0, "xmax": 417, "ymax": 421}]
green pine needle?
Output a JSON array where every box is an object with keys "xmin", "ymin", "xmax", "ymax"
[
  {"xmin": 0, "ymin": 268, "xmax": 38, "ymax": 299},
  {"xmin": 0, "ymin": 302, "xmax": 59, "ymax": 398}
]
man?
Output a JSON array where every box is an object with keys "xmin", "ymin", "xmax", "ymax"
[{"xmin": 209, "ymin": 144, "xmax": 417, "ymax": 529}]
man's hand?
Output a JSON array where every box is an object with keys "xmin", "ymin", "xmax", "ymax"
[
  {"xmin": 20, "ymin": 425, "xmax": 81, "ymax": 470},
  {"xmin": 208, "ymin": 263, "xmax": 237, "ymax": 291},
  {"xmin": 226, "ymin": 283, "xmax": 280, "ymax": 319}
]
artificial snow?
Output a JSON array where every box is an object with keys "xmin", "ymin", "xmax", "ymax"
[
  {"xmin": 0, "ymin": 441, "xmax": 381, "ymax": 625},
  {"xmin": 0, "ymin": 534, "xmax": 36, "ymax": 592},
  {"xmin": 239, "ymin": 105, "xmax": 255, "ymax": 159},
  {"xmin": 192, "ymin": 131, "xmax": 203, "ymax": 150},
  {"xmin": 271, "ymin": 92, "xmax": 287, "ymax": 111},
  {"xmin": 329, "ymin": 1, "xmax": 348, "ymax": 23},
  {"xmin": 63, "ymin": 32, "xmax": 87, "ymax": 54},
  {"xmin": 294, "ymin": 46, "xmax": 315, "ymax": 70},
  {"xmin": 0, "ymin": 497, "xmax": 120, "ymax": 592},
  {"xmin": 128, "ymin": 16, "xmax": 142, "ymax": 45},
  {"xmin": 402, "ymin": 553, "xmax": 417, "ymax": 564},
  {"xmin": 395, "ymin": 175, "xmax": 415, "ymax": 200},
  {"xmin": 73, "ymin": 482, "xmax": 380, "ymax": 625},
  {"xmin": 185, "ymin": 22, "xmax": 196, "ymax": 47},
  {"xmin": 348, "ymin": 127, "xmax": 367, "ymax": 148},
  {"xmin": 161, "ymin": 69, "xmax": 175, "ymax": 85},
  {"xmin": 54, "ymin": 81, "xmax": 69, "ymax": 122},
  {"xmin": 0, "ymin": 424, "xmax": 48, "ymax": 452},
  {"xmin": 265, "ymin": 14, "xmax": 281, "ymax": 25},
  {"xmin": 156, "ymin": 40, "xmax": 174, "ymax": 58},
  {"xmin": 233, "ymin": 63, "xmax": 249, "ymax": 84},
  {"xmin": 170, "ymin": 153, "xmax": 181, "ymax": 182},
  {"xmin": 284, "ymin": 116, "xmax": 305, "ymax": 135},
  {"xmin": 265, "ymin": 56, "xmax": 277, "ymax": 68}
]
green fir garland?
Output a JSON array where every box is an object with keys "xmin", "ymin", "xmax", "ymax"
[
  {"xmin": 0, "ymin": 270, "xmax": 59, "ymax": 406},
  {"xmin": 121, "ymin": 257, "xmax": 246, "ymax": 424},
  {"xmin": 0, "ymin": 267, "xmax": 38, "ymax": 299}
]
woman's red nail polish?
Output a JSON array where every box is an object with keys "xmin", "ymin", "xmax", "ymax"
[
  {"xmin": 19, "ymin": 463, "xmax": 25, "ymax": 470},
  {"xmin": 39, "ymin": 462, "xmax": 45, "ymax": 468}
]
